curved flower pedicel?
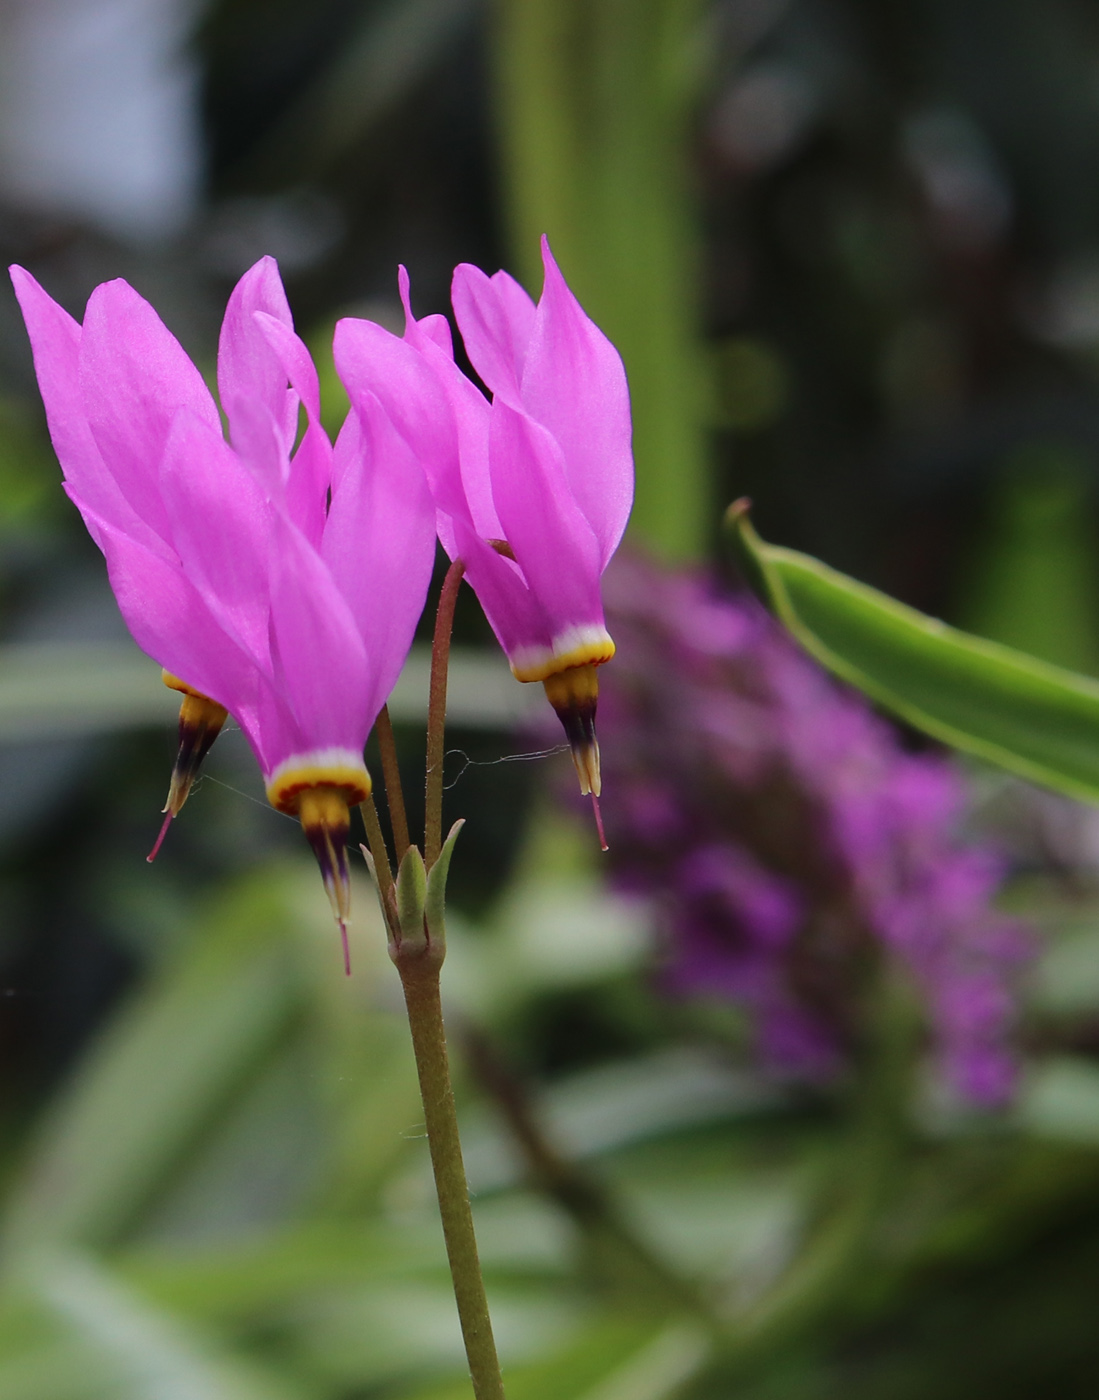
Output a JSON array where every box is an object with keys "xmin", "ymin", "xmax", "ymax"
[
  {"xmin": 334, "ymin": 238, "xmax": 633, "ymax": 830},
  {"xmin": 11, "ymin": 258, "xmax": 436, "ymax": 952}
]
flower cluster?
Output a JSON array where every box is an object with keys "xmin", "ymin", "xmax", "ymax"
[
  {"xmin": 12, "ymin": 239, "xmax": 631, "ymax": 945},
  {"xmin": 594, "ymin": 554, "xmax": 1031, "ymax": 1103}
]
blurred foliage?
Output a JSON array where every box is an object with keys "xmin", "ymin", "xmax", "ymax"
[{"xmin": 5, "ymin": 0, "xmax": 1099, "ymax": 1396}]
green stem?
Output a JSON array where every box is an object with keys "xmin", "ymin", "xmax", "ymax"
[
  {"xmin": 395, "ymin": 948, "xmax": 506, "ymax": 1399},
  {"xmin": 375, "ymin": 703, "xmax": 411, "ymax": 863},
  {"xmin": 425, "ymin": 559, "xmax": 466, "ymax": 869}
]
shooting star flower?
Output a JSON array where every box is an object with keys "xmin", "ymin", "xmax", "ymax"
[
  {"xmin": 11, "ymin": 258, "xmax": 436, "ymax": 958},
  {"xmin": 334, "ymin": 238, "xmax": 633, "ymax": 839}
]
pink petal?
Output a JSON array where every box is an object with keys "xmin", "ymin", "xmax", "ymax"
[
  {"xmin": 266, "ymin": 509, "xmax": 372, "ymax": 769},
  {"xmin": 79, "ymin": 279, "xmax": 221, "ymax": 544},
  {"xmin": 254, "ymin": 308, "xmax": 322, "ymax": 421},
  {"xmin": 452, "ymin": 515, "xmax": 550, "ymax": 662},
  {"xmin": 333, "ymin": 314, "xmax": 471, "ymax": 526},
  {"xmin": 519, "ymin": 237, "xmax": 633, "ymax": 567},
  {"xmin": 489, "ymin": 400, "xmax": 605, "ymax": 640},
  {"xmin": 398, "ymin": 267, "xmax": 454, "ymax": 356},
  {"xmin": 322, "ymin": 391, "xmax": 436, "ymax": 724},
  {"xmin": 393, "ymin": 266, "xmax": 500, "ymax": 542},
  {"xmin": 10, "ymin": 267, "xmax": 163, "ymax": 551},
  {"xmin": 218, "ymin": 257, "xmax": 299, "ymax": 452},
  {"xmin": 451, "ymin": 262, "xmax": 536, "ymax": 404},
  {"xmin": 255, "ymin": 310, "xmax": 333, "ymax": 545},
  {"xmin": 157, "ymin": 410, "xmax": 274, "ymax": 672},
  {"xmin": 68, "ymin": 486, "xmax": 262, "ymax": 734},
  {"xmin": 220, "ymin": 393, "xmax": 292, "ymax": 495}
]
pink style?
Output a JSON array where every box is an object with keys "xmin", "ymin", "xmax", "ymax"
[
  {"xmin": 334, "ymin": 237, "xmax": 634, "ymax": 818},
  {"xmin": 10, "ymin": 257, "xmax": 436, "ymax": 948}
]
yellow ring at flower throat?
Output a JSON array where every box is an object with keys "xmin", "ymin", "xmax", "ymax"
[
  {"xmin": 510, "ymin": 636, "xmax": 615, "ymax": 684},
  {"xmin": 266, "ymin": 759, "xmax": 371, "ymax": 816}
]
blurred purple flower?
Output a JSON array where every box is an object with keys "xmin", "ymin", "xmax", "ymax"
[{"xmin": 594, "ymin": 554, "xmax": 1032, "ymax": 1103}]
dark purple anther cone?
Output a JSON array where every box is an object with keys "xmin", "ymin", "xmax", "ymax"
[{"xmin": 590, "ymin": 554, "xmax": 1033, "ymax": 1104}]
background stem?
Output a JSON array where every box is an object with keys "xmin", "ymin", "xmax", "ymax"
[
  {"xmin": 684, "ymin": 971, "xmax": 917, "ymax": 1392},
  {"xmin": 464, "ymin": 1025, "xmax": 720, "ymax": 1326}
]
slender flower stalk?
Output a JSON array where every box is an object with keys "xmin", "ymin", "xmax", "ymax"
[
  {"xmin": 362, "ymin": 575, "xmax": 506, "ymax": 1400},
  {"xmin": 425, "ymin": 559, "xmax": 465, "ymax": 869},
  {"xmin": 374, "ymin": 704, "xmax": 411, "ymax": 863}
]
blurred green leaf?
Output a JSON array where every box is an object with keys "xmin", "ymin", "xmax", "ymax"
[
  {"xmin": 0, "ymin": 641, "xmax": 177, "ymax": 740},
  {"xmin": 0, "ymin": 643, "xmax": 534, "ymax": 741},
  {"xmin": 0, "ymin": 870, "xmax": 313, "ymax": 1254},
  {"xmin": 0, "ymin": 397, "xmax": 59, "ymax": 528},
  {"xmin": 728, "ymin": 501, "xmax": 1099, "ymax": 805},
  {"xmin": 402, "ymin": 1318, "xmax": 709, "ymax": 1400},
  {"xmin": 11, "ymin": 1251, "xmax": 312, "ymax": 1400},
  {"xmin": 1017, "ymin": 1058, "xmax": 1099, "ymax": 1146}
]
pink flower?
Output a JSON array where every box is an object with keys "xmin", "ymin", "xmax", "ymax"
[
  {"xmin": 11, "ymin": 257, "xmax": 436, "ymax": 943},
  {"xmin": 333, "ymin": 238, "xmax": 633, "ymax": 813}
]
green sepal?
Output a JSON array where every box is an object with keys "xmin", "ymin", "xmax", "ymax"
[
  {"xmin": 726, "ymin": 498, "xmax": 1099, "ymax": 806},
  {"xmin": 425, "ymin": 819, "xmax": 465, "ymax": 946},
  {"xmin": 395, "ymin": 846, "xmax": 428, "ymax": 953},
  {"xmin": 358, "ymin": 842, "xmax": 395, "ymax": 938}
]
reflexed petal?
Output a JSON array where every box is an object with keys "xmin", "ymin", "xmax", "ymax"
[
  {"xmin": 10, "ymin": 267, "xmax": 164, "ymax": 551},
  {"xmin": 220, "ymin": 392, "xmax": 291, "ymax": 493},
  {"xmin": 520, "ymin": 237, "xmax": 633, "ymax": 566},
  {"xmin": 218, "ymin": 257, "xmax": 299, "ymax": 451},
  {"xmin": 398, "ymin": 267, "xmax": 454, "ymax": 356},
  {"xmin": 255, "ymin": 308, "xmax": 322, "ymax": 422},
  {"xmin": 395, "ymin": 268, "xmax": 499, "ymax": 542},
  {"xmin": 451, "ymin": 262, "xmax": 536, "ymax": 403},
  {"xmin": 267, "ymin": 509, "xmax": 372, "ymax": 766},
  {"xmin": 80, "ymin": 279, "xmax": 221, "ymax": 543},
  {"xmin": 333, "ymin": 313, "xmax": 470, "ymax": 525},
  {"xmin": 256, "ymin": 310, "xmax": 333, "ymax": 544},
  {"xmin": 69, "ymin": 487, "xmax": 261, "ymax": 732},
  {"xmin": 452, "ymin": 515, "xmax": 549, "ymax": 662},
  {"xmin": 323, "ymin": 391, "xmax": 436, "ymax": 723},
  {"xmin": 489, "ymin": 401, "xmax": 605, "ymax": 638},
  {"xmin": 157, "ymin": 410, "xmax": 274, "ymax": 671}
]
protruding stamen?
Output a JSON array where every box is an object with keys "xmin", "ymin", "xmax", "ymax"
[
  {"xmin": 160, "ymin": 675, "xmax": 229, "ymax": 821},
  {"xmin": 339, "ymin": 920, "xmax": 351, "ymax": 977},
  {"xmin": 591, "ymin": 793, "xmax": 608, "ymax": 852},
  {"xmin": 146, "ymin": 809, "xmax": 173, "ymax": 864},
  {"xmin": 543, "ymin": 662, "xmax": 603, "ymax": 798},
  {"xmin": 297, "ymin": 785, "xmax": 356, "ymax": 949}
]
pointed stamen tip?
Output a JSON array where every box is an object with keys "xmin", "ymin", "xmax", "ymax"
[
  {"xmin": 146, "ymin": 809, "xmax": 173, "ymax": 863},
  {"xmin": 591, "ymin": 792, "xmax": 609, "ymax": 852},
  {"xmin": 340, "ymin": 920, "xmax": 351, "ymax": 977}
]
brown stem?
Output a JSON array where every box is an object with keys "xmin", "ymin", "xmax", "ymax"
[
  {"xmin": 425, "ymin": 558, "xmax": 466, "ymax": 869},
  {"xmin": 374, "ymin": 704, "xmax": 411, "ymax": 863}
]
